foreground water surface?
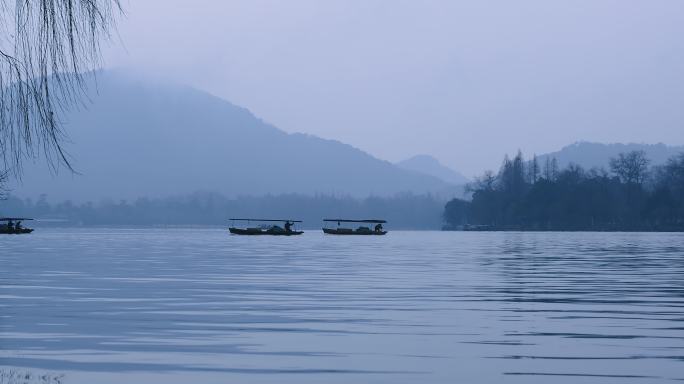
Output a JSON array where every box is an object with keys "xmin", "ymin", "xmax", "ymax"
[{"xmin": 1, "ymin": 229, "xmax": 683, "ymax": 383}]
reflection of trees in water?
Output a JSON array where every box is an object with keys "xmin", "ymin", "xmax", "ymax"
[
  {"xmin": 0, "ymin": 369, "xmax": 63, "ymax": 384},
  {"xmin": 479, "ymin": 233, "xmax": 684, "ymax": 307}
]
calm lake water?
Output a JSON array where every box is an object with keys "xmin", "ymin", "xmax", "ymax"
[{"xmin": 1, "ymin": 228, "xmax": 683, "ymax": 383}]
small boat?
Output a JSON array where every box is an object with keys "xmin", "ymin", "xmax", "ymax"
[
  {"xmin": 323, "ymin": 219, "xmax": 387, "ymax": 235},
  {"xmin": 0, "ymin": 218, "xmax": 34, "ymax": 234},
  {"xmin": 228, "ymin": 219, "xmax": 304, "ymax": 236}
]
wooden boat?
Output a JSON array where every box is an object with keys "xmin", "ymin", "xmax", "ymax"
[
  {"xmin": 0, "ymin": 227, "xmax": 34, "ymax": 234},
  {"xmin": 0, "ymin": 218, "xmax": 34, "ymax": 234},
  {"xmin": 228, "ymin": 219, "xmax": 304, "ymax": 236},
  {"xmin": 323, "ymin": 219, "xmax": 387, "ymax": 235}
]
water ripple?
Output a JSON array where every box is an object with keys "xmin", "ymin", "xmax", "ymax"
[{"xmin": 1, "ymin": 229, "xmax": 683, "ymax": 383}]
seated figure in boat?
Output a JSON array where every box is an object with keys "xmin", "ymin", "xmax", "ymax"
[
  {"xmin": 229, "ymin": 219, "xmax": 304, "ymax": 236},
  {"xmin": 0, "ymin": 218, "xmax": 34, "ymax": 234},
  {"xmin": 322, "ymin": 219, "xmax": 387, "ymax": 235}
]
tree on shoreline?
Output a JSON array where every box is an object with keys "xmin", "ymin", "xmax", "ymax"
[
  {"xmin": 444, "ymin": 150, "xmax": 684, "ymax": 231},
  {"xmin": 610, "ymin": 150, "xmax": 650, "ymax": 185}
]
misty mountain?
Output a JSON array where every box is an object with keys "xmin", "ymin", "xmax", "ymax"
[
  {"xmin": 10, "ymin": 70, "xmax": 456, "ymax": 202},
  {"xmin": 536, "ymin": 142, "xmax": 684, "ymax": 170},
  {"xmin": 397, "ymin": 155, "xmax": 468, "ymax": 185}
]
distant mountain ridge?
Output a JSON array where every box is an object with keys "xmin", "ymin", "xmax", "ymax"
[
  {"xmin": 9, "ymin": 70, "xmax": 456, "ymax": 202},
  {"xmin": 537, "ymin": 142, "xmax": 684, "ymax": 170},
  {"xmin": 397, "ymin": 155, "xmax": 468, "ymax": 185}
]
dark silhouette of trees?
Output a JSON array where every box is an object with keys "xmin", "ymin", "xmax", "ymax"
[
  {"xmin": 443, "ymin": 198, "xmax": 469, "ymax": 228},
  {"xmin": 528, "ymin": 154, "xmax": 539, "ymax": 184},
  {"xmin": 543, "ymin": 156, "xmax": 558, "ymax": 181},
  {"xmin": 0, "ymin": 0, "xmax": 122, "ymax": 183},
  {"xmin": 609, "ymin": 150, "xmax": 650, "ymax": 185},
  {"xmin": 444, "ymin": 151, "xmax": 684, "ymax": 231},
  {"xmin": 647, "ymin": 153, "xmax": 684, "ymax": 224}
]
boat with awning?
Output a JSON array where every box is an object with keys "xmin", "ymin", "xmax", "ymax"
[
  {"xmin": 322, "ymin": 219, "xmax": 387, "ymax": 235},
  {"xmin": 228, "ymin": 219, "xmax": 304, "ymax": 236},
  {"xmin": 0, "ymin": 218, "xmax": 34, "ymax": 234}
]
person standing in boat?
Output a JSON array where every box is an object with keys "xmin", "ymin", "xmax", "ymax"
[
  {"xmin": 284, "ymin": 221, "xmax": 293, "ymax": 232},
  {"xmin": 374, "ymin": 223, "xmax": 383, "ymax": 233}
]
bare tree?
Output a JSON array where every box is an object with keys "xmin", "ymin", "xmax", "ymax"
[
  {"xmin": 0, "ymin": 0, "xmax": 121, "ymax": 180},
  {"xmin": 466, "ymin": 170, "xmax": 496, "ymax": 193},
  {"xmin": 542, "ymin": 157, "xmax": 559, "ymax": 181},
  {"xmin": 654, "ymin": 152, "xmax": 684, "ymax": 193},
  {"xmin": 550, "ymin": 157, "xmax": 558, "ymax": 180},
  {"xmin": 528, "ymin": 154, "xmax": 539, "ymax": 184},
  {"xmin": 609, "ymin": 150, "xmax": 650, "ymax": 185},
  {"xmin": 543, "ymin": 157, "xmax": 552, "ymax": 180}
]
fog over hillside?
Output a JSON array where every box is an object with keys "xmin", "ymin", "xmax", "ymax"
[
  {"xmin": 536, "ymin": 142, "xmax": 684, "ymax": 170},
  {"xmin": 397, "ymin": 155, "xmax": 468, "ymax": 185},
  {"xmin": 9, "ymin": 70, "xmax": 457, "ymax": 202}
]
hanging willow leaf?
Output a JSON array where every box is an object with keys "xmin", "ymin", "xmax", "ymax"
[{"xmin": 0, "ymin": 0, "xmax": 122, "ymax": 178}]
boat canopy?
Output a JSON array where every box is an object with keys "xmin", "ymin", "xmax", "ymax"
[
  {"xmin": 230, "ymin": 218, "xmax": 302, "ymax": 223},
  {"xmin": 323, "ymin": 219, "xmax": 386, "ymax": 223},
  {"xmin": 0, "ymin": 218, "xmax": 34, "ymax": 221}
]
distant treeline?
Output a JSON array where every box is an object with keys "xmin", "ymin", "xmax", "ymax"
[
  {"xmin": 444, "ymin": 151, "xmax": 684, "ymax": 231},
  {"xmin": 1, "ymin": 192, "xmax": 446, "ymax": 229}
]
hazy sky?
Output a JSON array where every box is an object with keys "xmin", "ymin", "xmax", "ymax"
[{"xmin": 105, "ymin": 0, "xmax": 684, "ymax": 176}]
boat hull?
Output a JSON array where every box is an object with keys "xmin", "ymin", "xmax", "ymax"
[
  {"xmin": 229, "ymin": 227, "xmax": 303, "ymax": 236},
  {"xmin": 323, "ymin": 228, "xmax": 387, "ymax": 235},
  {"xmin": 0, "ymin": 228, "xmax": 34, "ymax": 234}
]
